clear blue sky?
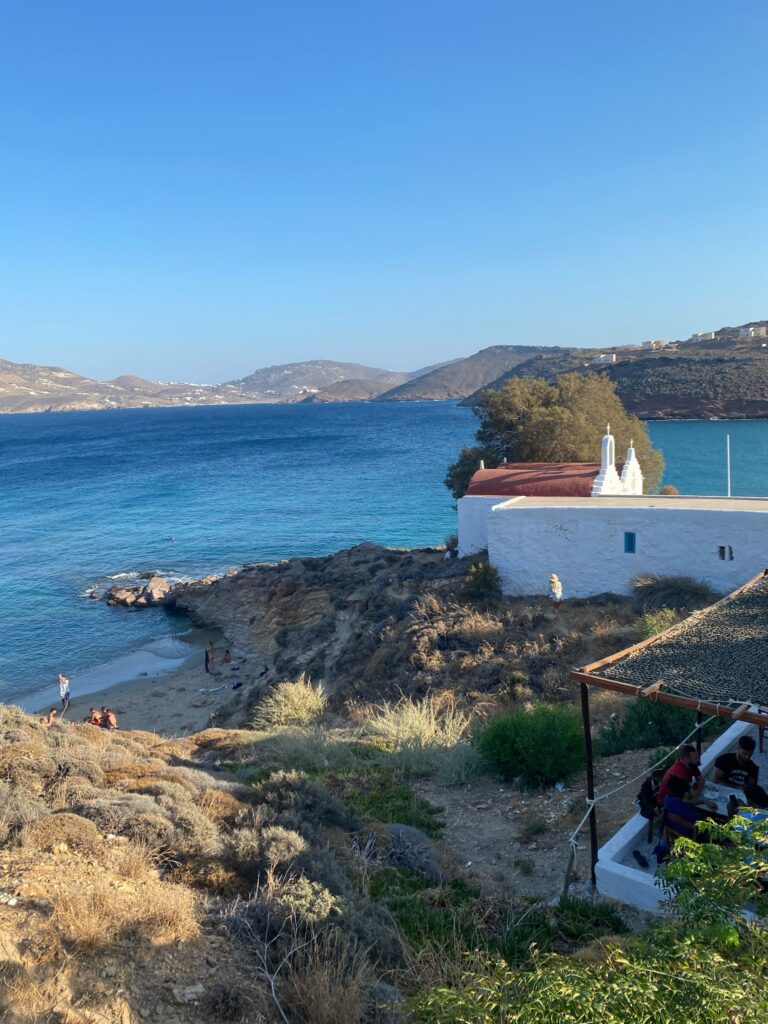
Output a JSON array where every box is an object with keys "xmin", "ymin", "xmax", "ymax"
[{"xmin": 1, "ymin": 2, "xmax": 767, "ymax": 383}]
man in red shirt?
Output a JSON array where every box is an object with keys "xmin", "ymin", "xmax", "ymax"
[{"xmin": 658, "ymin": 744, "xmax": 705, "ymax": 806}]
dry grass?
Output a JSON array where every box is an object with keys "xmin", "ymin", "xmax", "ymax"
[
  {"xmin": 363, "ymin": 694, "xmax": 480, "ymax": 784},
  {"xmin": 51, "ymin": 873, "xmax": 200, "ymax": 950},
  {"xmin": 251, "ymin": 674, "xmax": 327, "ymax": 730},
  {"xmin": 283, "ymin": 932, "xmax": 372, "ymax": 1024},
  {"xmin": 22, "ymin": 812, "xmax": 101, "ymax": 855}
]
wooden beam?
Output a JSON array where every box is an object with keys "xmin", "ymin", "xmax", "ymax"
[
  {"xmin": 579, "ymin": 682, "xmax": 598, "ymax": 888},
  {"xmin": 570, "ymin": 670, "xmax": 768, "ymax": 728},
  {"xmin": 732, "ymin": 702, "xmax": 753, "ymax": 721}
]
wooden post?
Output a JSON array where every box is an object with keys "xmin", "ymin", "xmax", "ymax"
[
  {"xmin": 580, "ymin": 681, "xmax": 598, "ymax": 888},
  {"xmin": 696, "ymin": 710, "xmax": 703, "ymax": 755}
]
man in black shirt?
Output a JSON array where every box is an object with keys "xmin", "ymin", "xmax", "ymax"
[{"xmin": 712, "ymin": 734, "xmax": 759, "ymax": 789}]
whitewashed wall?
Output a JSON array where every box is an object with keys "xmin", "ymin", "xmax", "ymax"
[
  {"xmin": 457, "ymin": 496, "xmax": 524, "ymax": 556},
  {"xmin": 487, "ymin": 504, "xmax": 768, "ymax": 596}
]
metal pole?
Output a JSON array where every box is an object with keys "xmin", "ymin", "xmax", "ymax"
[
  {"xmin": 696, "ymin": 710, "xmax": 703, "ymax": 755},
  {"xmin": 726, "ymin": 433, "xmax": 731, "ymax": 498},
  {"xmin": 580, "ymin": 682, "xmax": 598, "ymax": 888}
]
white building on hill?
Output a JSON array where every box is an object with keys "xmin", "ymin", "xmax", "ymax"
[{"xmin": 457, "ymin": 429, "xmax": 768, "ymax": 597}]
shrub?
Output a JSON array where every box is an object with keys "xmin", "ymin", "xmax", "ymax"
[
  {"xmin": 246, "ymin": 727, "xmax": 358, "ymax": 776},
  {"xmin": 265, "ymin": 873, "xmax": 339, "ymax": 925},
  {"xmin": 637, "ymin": 607, "xmax": 678, "ymax": 639},
  {"xmin": 228, "ymin": 824, "xmax": 307, "ymax": 871},
  {"xmin": 251, "ymin": 675, "xmax": 327, "ymax": 729},
  {"xmin": 444, "ymin": 532, "xmax": 459, "ymax": 555},
  {"xmin": 475, "ymin": 705, "xmax": 584, "ymax": 787},
  {"xmin": 595, "ymin": 700, "xmax": 703, "ymax": 757},
  {"xmin": 364, "ymin": 697, "xmax": 480, "ymax": 785},
  {"xmin": 23, "ymin": 812, "xmax": 101, "ymax": 855},
  {"xmin": 660, "ymin": 484, "xmax": 680, "ymax": 495},
  {"xmin": 632, "ymin": 573, "xmax": 718, "ymax": 612},
  {"xmin": 282, "ymin": 932, "xmax": 372, "ymax": 1024},
  {"xmin": 253, "ymin": 771, "xmax": 361, "ymax": 835},
  {"xmin": 328, "ymin": 766, "xmax": 445, "ymax": 837},
  {"xmin": 461, "ymin": 561, "xmax": 502, "ymax": 602}
]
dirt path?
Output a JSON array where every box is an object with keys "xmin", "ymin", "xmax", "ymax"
[{"xmin": 416, "ymin": 748, "xmax": 655, "ymax": 902}]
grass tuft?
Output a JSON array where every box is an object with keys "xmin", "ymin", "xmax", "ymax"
[{"xmin": 251, "ymin": 674, "xmax": 327, "ymax": 729}]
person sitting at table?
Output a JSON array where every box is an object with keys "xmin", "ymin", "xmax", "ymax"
[
  {"xmin": 663, "ymin": 775, "xmax": 718, "ymax": 841},
  {"xmin": 657, "ymin": 743, "xmax": 705, "ymax": 806},
  {"xmin": 743, "ymin": 782, "xmax": 768, "ymax": 810},
  {"xmin": 712, "ymin": 735, "xmax": 759, "ymax": 789}
]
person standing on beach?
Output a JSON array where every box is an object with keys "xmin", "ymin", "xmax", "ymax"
[
  {"xmin": 205, "ymin": 641, "xmax": 215, "ymax": 674},
  {"xmin": 58, "ymin": 673, "xmax": 71, "ymax": 710}
]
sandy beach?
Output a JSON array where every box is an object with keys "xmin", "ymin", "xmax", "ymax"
[{"xmin": 36, "ymin": 639, "xmax": 269, "ymax": 735}]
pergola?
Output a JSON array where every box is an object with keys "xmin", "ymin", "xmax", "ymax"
[{"xmin": 570, "ymin": 570, "xmax": 768, "ymax": 884}]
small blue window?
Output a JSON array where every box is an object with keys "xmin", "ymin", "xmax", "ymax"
[{"xmin": 624, "ymin": 531, "xmax": 636, "ymax": 554}]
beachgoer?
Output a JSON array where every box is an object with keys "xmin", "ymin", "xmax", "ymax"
[
  {"xmin": 58, "ymin": 673, "xmax": 71, "ymax": 710},
  {"xmin": 222, "ymin": 650, "xmax": 232, "ymax": 665},
  {"xmin": 548, "ymin": 573, "xmax": 563, "ymax": 615},
  {"xmin": 712, "ymin": 735, "xmax": 759, "ymax": 789},
  {"xmin": 207, "ymin": 641, "xmax": 216, "ymax": 674},
  {"xmin": 657, "ymin": 744, "xmax": 705, "ymax": 806},
  {"xmin": 45, "ymin": 708, "xmax": 58, "ymax": 727},
  {"xmin": 87, "ymin": 707, "xmax": 103, "ymax": 726},
  {"xmin": 104, "ymin": 708, "xmax": 118, "ymax": 730}
]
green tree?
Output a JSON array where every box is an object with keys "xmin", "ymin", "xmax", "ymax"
[{"xmin": 445, "ymin": 374, "xmax": 664, "ymax": 498}]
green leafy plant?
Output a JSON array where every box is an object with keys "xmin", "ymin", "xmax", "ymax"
[
  {"xmin": 475, "ymin": 705, "xmax": 584, "ymax": 787},
  {"xmin": 446, "ymin": 373, "xmax": 664, "ymax": 498},
  {"xmin": 636, "ymin": 607, "xmax": 678, "ymax": 639},
  {"xmin": 595, "ymin": 700, "xmax": 703, "ymax": 757},
  {"xmin": 462, "ymin": 561, "xmax": 502, "ymax": 603},
  {"xmin": 326, "ymin": 766, "xmax": 445, "ymax": 837}
]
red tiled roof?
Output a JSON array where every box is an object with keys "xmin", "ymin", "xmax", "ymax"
[{"xmin": 466, "ymin": 462, "xmax": 612, "ymax": 498}]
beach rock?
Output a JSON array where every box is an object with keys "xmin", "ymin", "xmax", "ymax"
[
  {"xmin": 145, "ymin": 576, "xmax": 170, "ymax": 602},
  {"xmin": 107, "ymin": 587, "xmax": 138, "ymax": 607},
  {"xmin": 384, "ymin": 823, "xmax": 443, "ymax": 882}
]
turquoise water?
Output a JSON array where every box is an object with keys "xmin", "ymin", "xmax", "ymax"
[{"xmin": 2, "ymin": 405, "xmax": 767, "ymax": 705}]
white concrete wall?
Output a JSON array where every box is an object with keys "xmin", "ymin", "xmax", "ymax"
[
  {"xmin": 487, "ymin": 505, "xmax": 768, "ymax": 596},
  {"xmin": 457, "ymin": 496, "xmax": 524, "ymax": 556}
]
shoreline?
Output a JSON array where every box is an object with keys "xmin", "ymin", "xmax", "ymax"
[{"xmin": 34, "ymin": 633, "xmax": 270, "ymax": 735}]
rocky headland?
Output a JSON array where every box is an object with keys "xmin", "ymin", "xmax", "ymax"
[{"xmin": 103, "ymin": 542, "xmax": 639, "ymax": 723}]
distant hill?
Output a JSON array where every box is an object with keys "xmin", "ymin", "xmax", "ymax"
[
  {"xmin": 0, "ymin": 359, "xmax": 255, "ymax": 414},
  {"xmin": 466, "ymin": 323, "xmax": 768, "ymax": 419},
  {"xmin": 299, "ymin": 376, "xmax": 409, "ymax": 403},
  {"xmin": 228, "ymin": 360, "xmax": 408, "ymax": 399},
  {"xmin": 4, "ymin": 320, "xmax": 768, "ymax": 416},
  {"xmin": 375, "ymin": 346, "xmax": 564, "ymax": 402}
]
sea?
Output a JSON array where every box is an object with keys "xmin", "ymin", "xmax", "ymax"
[{"xmin": 2, "ymin": 403, "xmax": 768, "ymax": 708}]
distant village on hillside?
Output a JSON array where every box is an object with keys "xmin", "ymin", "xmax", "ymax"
[{"xmin": 2, "ymin": 318, "xmax": 768, "ymax": 417}]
